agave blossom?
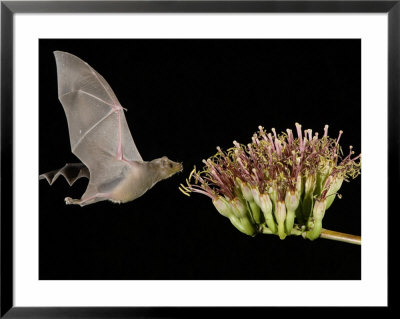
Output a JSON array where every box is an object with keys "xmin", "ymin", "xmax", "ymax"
[{"xmin": 180, "ymin": 123, "xmax": 361, "ymax": 243}]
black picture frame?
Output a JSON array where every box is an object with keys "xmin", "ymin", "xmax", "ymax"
[{"xmin": 1, "ymin": 1, "xmax": 393, "ymax": 317}]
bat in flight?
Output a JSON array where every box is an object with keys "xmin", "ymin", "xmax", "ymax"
[{"xmin": 40, "ymin": 51, "xmax": 183, "ymax": 206}]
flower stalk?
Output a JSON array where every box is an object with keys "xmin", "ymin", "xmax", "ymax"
[{"xmin": 180, "ymin": 123, "xmax": 361, "ymax": 245}]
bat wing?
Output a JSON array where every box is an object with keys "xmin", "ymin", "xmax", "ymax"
[
  {"xmin": 54, "ymin": 51, "xmax": 143, "ymax": 185},
  {"xmin": 39, "ymin": 163, "xmax": 89, "ymax": 186}
]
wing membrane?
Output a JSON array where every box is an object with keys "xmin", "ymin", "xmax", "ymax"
[{"xmin": 54, "ymin": 51, "xmax": 143, "ymax": 172}]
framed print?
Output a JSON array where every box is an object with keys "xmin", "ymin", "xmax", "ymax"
[
  {"xmin": 1, "ymin": 0, "xmax": 393, "ymax": 317},
  {"xmin": 38, "ymin": 38, "xmax": 362, "ymax": 281}
]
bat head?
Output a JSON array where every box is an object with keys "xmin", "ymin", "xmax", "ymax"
[{"xmin": 153, "ymin": 156, "xmax": 183, "ymax": 180}]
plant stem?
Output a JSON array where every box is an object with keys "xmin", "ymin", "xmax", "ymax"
[
  {"xmin": 320, "ymin": 228, "xmax": 361, "ymax": 245},
  {"xmin": 259, "ymin": 225, "xmax": 361, "ymax": 245}
]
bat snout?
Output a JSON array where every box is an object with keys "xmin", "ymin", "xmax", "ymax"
[
  {"xmin": 169, "ymin": 161, "xmax": 183, "ymax": 175},
  {"xmin": 175, "ymin": 162, "xmax": 184, "ymax": 173},
  {"xmin": 155, "ymin": 157, "xmax": 183, "ymax": 180},
  {"xmin": 164, "ymin": 160, "xmax": 183, "ymax": 179}
]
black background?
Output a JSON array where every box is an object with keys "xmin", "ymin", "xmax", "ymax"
[{"xmin": 39, "ymin": 39, "xmax": 361, "ymax": 280}]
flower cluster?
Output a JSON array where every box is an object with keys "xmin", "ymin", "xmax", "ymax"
[{"xmin": 180, "ymin": 123, "xmax": 361, "ymax": 240}]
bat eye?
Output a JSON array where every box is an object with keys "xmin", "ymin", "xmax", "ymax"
[{"xmin": 169, "ymin": 163, "xmax": 173, "ymax": 168}]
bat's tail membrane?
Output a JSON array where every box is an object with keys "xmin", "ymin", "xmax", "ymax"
[{"xmin": 39, "ymin": 163, "xmax": 90, "ymax": 186}]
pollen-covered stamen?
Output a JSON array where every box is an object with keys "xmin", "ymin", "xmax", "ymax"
[
  {"xmin": 193, "ymin": 172, "xmax": 211, "ymax": 188},
  {"xmin": 184, "ymin": 170, "xmax": 217, "ymax": 199},
  {"xmin": 351, "ymin": 153, "xmax": 361, "ymax": 162},
  {"xmin": 258, "ymin": 126, "xmax": 269, "ymax": 142},
  {"xmin": 290, "ymin": 150, "xmax": 297, "ymax": 175},
  {"xmin": 251, "ymin": 167, "xmax": 261, "ymax": 186},
  {"xmin": 274, "ymin": 138, "xmax": 282, "ymax": 157},
  {"xmin": 208, "ymin": 166, "xmax": 226, "ymax": 186},
  {"xmin": 303, "ymin": 131, "xmax": 309, "ymax": 147},
  {"xmin": 247, "ymin": 143, "xmax": 258, "ymax": 163},
  {"xmin": 236, "ymin": 157, "xmax": 250, "ymax": 176},
  {"xmin": 216, "ymin": 146, "xmax": 229, "ymax": 162},
  {"xmin": 205, "ymin": 160, "xmax": 227, "ymax": 182},
  {"xmin": 340, "ymin": 145, "xmax": 354, "ymax": 163},
  {"xmin": 232, "ymin": 140, "xmax": 241, "ymax": 149},
  {"xmin": 307, "ymin": 129, "xmax": 313, "ymax": 141},
  {"xmin": 188, "ymin": 185, "xmax": 216, "ymax": 199},
  {"xmin": 281, "ymin": 139, "xmax": 287, "ymax": 150},
  {"xmin": 271, "ymin": 128, "xmax": 278, "ymax": 140},
  {"xmin": 333, "ymin": 153, "xmax": 339, "ymax": 166},
  {"xmin": 252, "ymin": 133, "xmax": 260, "ymax": 146},
  {"xmin": 267, "ymin": 133, "xmax": 275, "ymax": 151},
  {"xmin": 324, "ymin": 124, "xmax": 329, "ymax": 138},
  {"xmin": 205, "ymin": 158, "xmax": 238, "ymax": 200},
  {"xmin": 266, "ymin": 145, "xmax": 274, "ymax": 166},
  {"xmin": 295, "ymin": 123, "xmax": 304, "ymax": 153},
  {"xmin": 287, "ymin": 129, "xmax": 294, "ymax": 145},
  {"xmin": 336, "ymin": 130, "xmax": 343, "ymax": 145}
]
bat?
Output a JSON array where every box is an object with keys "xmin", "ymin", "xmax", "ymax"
[{"xmin": 40, "ymin": 51, "xmax": 183, "ymax": 206}]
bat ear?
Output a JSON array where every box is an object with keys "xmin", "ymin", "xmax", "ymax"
[
  {"xmin": 159, "ymin": 156, "xmax": 178, "ymax": 170},
  {"xmin": 161, "ymin": 156, "xmax": 169, "ymax": 166}
]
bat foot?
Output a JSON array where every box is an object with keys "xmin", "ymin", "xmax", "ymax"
[
  {"xmin": 65, "ymin": 197, "xmax": 80, "ymax": 205},
  {"xmin": 64, "ymin": 193, "xmax": 110, "ymax": 206}
]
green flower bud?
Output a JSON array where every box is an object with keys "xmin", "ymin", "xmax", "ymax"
[
  {"xmin": 248, "ymin": 200, "xmax": 262, "ymax": 224},
  {"xmin": 285, "ymin": 190, "xmax": 300, "ymax": 212},
  {"xmin": 314, "ymin": 159, "xmax": 332, "ymax": 197},
  {"xmin": 212, "ymin": 196, "xmax": 234, "ymax": 218},
  {"xmin": 213, "ymin": 196, "xmax": 257, "ymax": 236},
  {"xmin": 295, "ymin": 175, "xmax": 305, "ymax": 224},
  {"xmin": 295, "ymin": 175, "xmax": 303, "ymax": 196},
  {"xmin": 313, "ymin": 198, "xmax": 327, "ymax": 221},
  {"xmin": 268, "ymin": 183, "xmax": 278, "ymax": 207},
  {"xmin": 235, "ymin": 178, "xmax": 253, "ymax": 202},
  {"xmin": 285, "ymin": 190, "xmax": 300, "ymax": 234},
  {"xmin": 259, "ymin": 193, "xmax": 277, "ymax": 233},
  {"xmin": 230, "ymin": 198, "xmax": 248, "ymax": 218},
  {"xmin": 306, "ymin": 199, "xmax": 327, "ymax": 240},
  {"xmin": 229, "ymin": 216, "xmax": 257, "ymax": 236},
  {"xmin": 325, "ymin": 177, "xmax": 344, "ymax": 210},
  {"xmin": 259, "ymin": 193, "xmax": 272, "ymax": 216},
  {"xmin": 302, "ymin": 172, "xmax": 316, "ymax": 222},
  {"xmin": 251, "ymin": 186, "xmax": 261, "ymax": 207},
  {"xmin": 274, "ymin": 201, "xmax": 287, "ymax": 239},
  {"xmin": 305, "ymin": 172, "xmax": 316, "ymax": 194}
]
